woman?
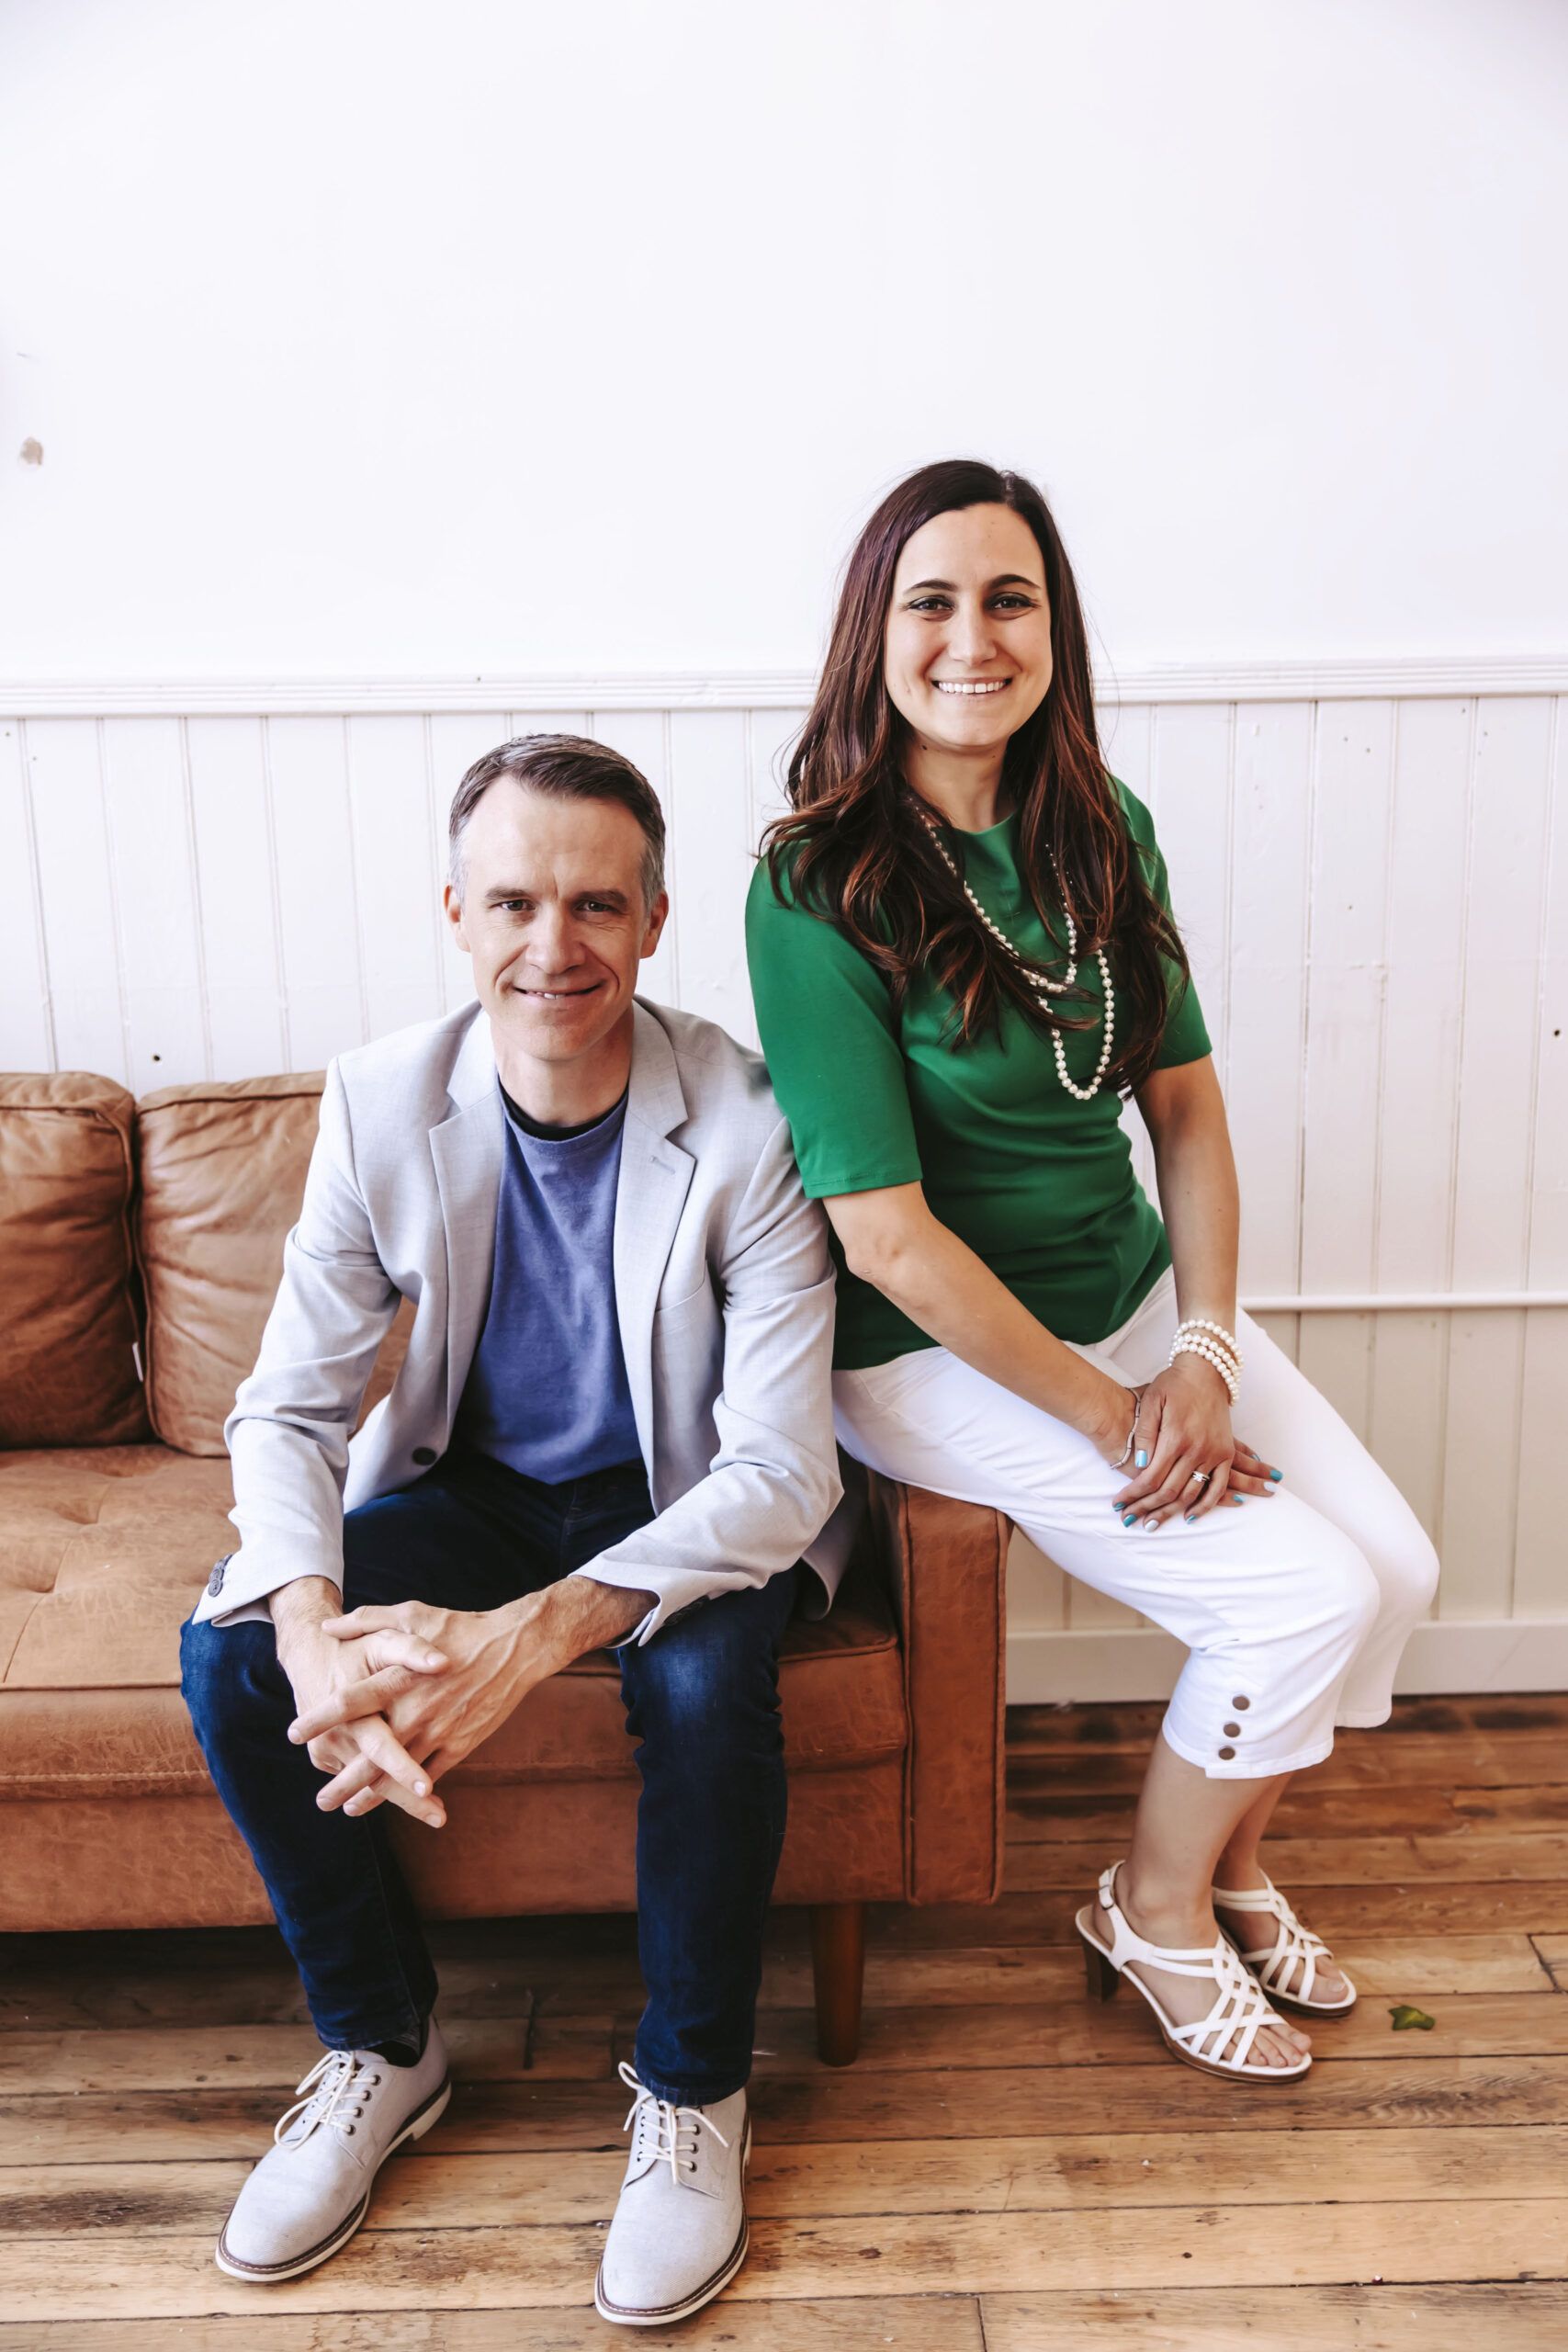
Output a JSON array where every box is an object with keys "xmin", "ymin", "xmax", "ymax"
[{"xmin": 745, "ymin": 459, "xmax": 1439, "ymax": 2080}]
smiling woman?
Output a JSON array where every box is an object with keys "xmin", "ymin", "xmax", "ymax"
[
  {"xmin": 744, "ymin": 457, "xmax": 1441, "ymax": 2086},
  {"xmin": 762, "ymin": 460, "xmax": 1191, "ymax": 1080}
]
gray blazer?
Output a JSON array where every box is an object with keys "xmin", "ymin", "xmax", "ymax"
[{"xmin": 195, "ymin": 997, "xmax": 851, "ymax": 1641}]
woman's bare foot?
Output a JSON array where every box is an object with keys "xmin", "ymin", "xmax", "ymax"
[
  {"xmin": 1084, "ymin": 1868, "xmax": 1312, "ymax": 2071},
  {"xmin": 1212, "ymin": 1870, "xmax": 1351, "ymax": 2007}
]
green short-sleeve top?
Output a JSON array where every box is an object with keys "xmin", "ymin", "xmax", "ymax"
[{"xmin": 744, "ymin": 781, "xmax": 1212, "ymax": 1370}]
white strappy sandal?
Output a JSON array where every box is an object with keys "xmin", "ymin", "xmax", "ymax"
[
  {"xmin": 1212, "ymin": 1872, "xmax": 1358, "ymax": 2015},
  {"xmin": 1075, "ymin": 1862, "xmax": 1312, "ymax": 2082}
]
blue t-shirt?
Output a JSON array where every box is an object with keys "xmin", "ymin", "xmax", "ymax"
[{"xmin": 454, "ymin": 1084, "xmax": 642, "ymax": 1485}]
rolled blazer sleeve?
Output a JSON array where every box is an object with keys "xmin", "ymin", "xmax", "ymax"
[
  {"xmin": 197, "ymin": 1061, "xmax": 400, "ymax": 1624},
  {"xmin": 568, "ymin": 1114, "xmax": 842, "ymax": 1644}
]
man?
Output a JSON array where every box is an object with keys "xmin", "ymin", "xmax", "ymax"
[{"xmin": 180, "ymin": 734, "xmax": 848, "ymax": 2324}]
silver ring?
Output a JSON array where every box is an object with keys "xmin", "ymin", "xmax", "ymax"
[{"xmin": 1188, "ymin": 1469, "xmax": 1212, "ymax": 1489}]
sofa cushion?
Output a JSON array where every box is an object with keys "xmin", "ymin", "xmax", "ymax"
[
  {"xmin": 136, "ymin": 1074, "xmax": 324, "ymax": 1454},
  {"xmin": 0, "ymin": 1074, "xmax": 150, "ymax": 1448},
  {"xmin": 0, "ymin": 1445, "xmax": 906, "ymax": 1795},
  {"xmin": 137, "ymin": 1075, "xmax": 411, "ymax": 1455}
]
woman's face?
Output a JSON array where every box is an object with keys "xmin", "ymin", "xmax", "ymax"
[{"xmin": 883, "ymin": 503, "xmax": 1054, "ymax": 758}]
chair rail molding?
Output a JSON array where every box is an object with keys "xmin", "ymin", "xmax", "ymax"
[{"xmin": 2, "ymin": 650, "xmax": 1567, "ymax": 716}]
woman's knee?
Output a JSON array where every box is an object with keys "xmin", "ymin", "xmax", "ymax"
[
  {"xmin": 1315, "ymin": 1534, "xmax": 1384, "ymax": 1652},
  {"xmin": 1371, "ymin": 1521, "xmax": 1441, "ymax": 1626}
]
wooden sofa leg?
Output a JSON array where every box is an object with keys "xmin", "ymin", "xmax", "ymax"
[{"xmin": 810, "ymin": 1900, "xmax": 866, "ymax": 2066}]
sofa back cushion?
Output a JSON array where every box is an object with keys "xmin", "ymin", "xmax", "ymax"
[
  {"xmin": 0, "ymin": 1073, "xmax": 151, "ymax": 1446},
  {"xmin": 137, "ymin": 1074, "xmax": 410, "ymax": 1455},
  {"xmin": 137, "ymin": 1075, "xmax": 322, "ymax": 1454}
]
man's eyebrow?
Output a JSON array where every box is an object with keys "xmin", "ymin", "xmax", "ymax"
[
  {"xmin": 481, "ymin": 884, "xmax": 631, "ymax": 905},
  {"xmin": 901, "ymin": 571, "xmax": 1043, "ymax": 594}
]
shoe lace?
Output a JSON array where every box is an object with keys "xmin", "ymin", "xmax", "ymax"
[
  {"xmin": 273, "ymin": 2049, "xmax": 380, "ymax": 2148},
  {"xmin": 616, "ymin": 2059, "xmax": 730, "ymax": 2187}
]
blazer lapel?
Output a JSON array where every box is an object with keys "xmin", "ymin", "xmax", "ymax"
[
  {"xmin": 615, "ymin": 1002, "xmax": 694, "ymax": 1470},
  {"xmin": 431, "ymin": 1012, "xmax": 503, "ymax": 1434}
]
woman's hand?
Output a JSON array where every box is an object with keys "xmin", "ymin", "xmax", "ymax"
[{"xmin": 1109, "ymin": 1354, "xmax": 1282, "ymax": 1529}]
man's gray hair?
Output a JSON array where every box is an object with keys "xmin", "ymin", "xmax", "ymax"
[{"xmin": 448, "ymin": 734, "xmax": 667, "ymax": 907}]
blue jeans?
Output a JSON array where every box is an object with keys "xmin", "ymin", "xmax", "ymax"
[{"xmin": 181, "ymin": 1451, "xmax": 801, "ymax": 2105}]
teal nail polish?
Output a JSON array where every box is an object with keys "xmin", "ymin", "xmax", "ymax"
[
  {"xmin": 1269, "ymin": 1468, "xmax": 1283, "ymax": 1483},
  {"xmin": 1184, "ymin": 1510, "xmax": 1195, "ymax": 1522},
  {"xmin": 1122, "ymin": 1512, "xmax": 1137, "ymax": 1527},
  {"xmin": 1135, "ymin": 1450, "xmax": 1149, "ymax": 1470}
]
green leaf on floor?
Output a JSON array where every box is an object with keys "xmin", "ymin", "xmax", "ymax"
[{"xmin": 1388, "ymin": 2003, "xmax": 1436, "ymax": 2031}]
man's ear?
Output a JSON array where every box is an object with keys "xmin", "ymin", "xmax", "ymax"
[
  {"xmin": 442, "ymin": 882, "xmax": 471, "ymax": 955},
  {"xmin": 640, "ymin": 890, "xmax": 671, "ymax": 960}
]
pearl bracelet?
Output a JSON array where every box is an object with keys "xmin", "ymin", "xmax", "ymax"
[
  {"xmin": 1170, "ymin": 1345, "xmax": 1241, "ymax": 1392},
  {"xmin": 1172, "ymin": 1326, "xmax": 1241, "ymax": 1378},
  {"xmin": 1169, "ymin": 1332, "xmax": 1241, "ymax": 1404},
  {"xmin": 1174, "ymin": 1316, "xmax": 1243, "ymax": 1369}
]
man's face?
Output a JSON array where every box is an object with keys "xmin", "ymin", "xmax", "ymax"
[{"xmin": 444, "ymin": 780, "xmax": 668, "ymax": 1067}]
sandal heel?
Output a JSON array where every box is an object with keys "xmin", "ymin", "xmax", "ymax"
[{"xmin": 1081, "ymin": 1936, "xmax": 1120, "ymax": 2003}]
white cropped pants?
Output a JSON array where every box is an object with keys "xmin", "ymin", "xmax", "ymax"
[{"xmin": 833, "ymin": 1268, "xmax": 1440, "ymax": 1780}]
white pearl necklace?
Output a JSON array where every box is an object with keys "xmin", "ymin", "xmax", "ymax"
[{"xmin": 912, "ymin": 801, "xmax": 1115, "ymax": 1102}]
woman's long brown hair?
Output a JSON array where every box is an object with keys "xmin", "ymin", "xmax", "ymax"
[{"xmin": 761, "ymin": 458, "xmax": 1190, "ymax": 1092}]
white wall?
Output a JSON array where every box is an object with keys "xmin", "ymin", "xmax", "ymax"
[{"xmin": 2, "ymin": 0, "xmax": 1566, "ymax": 679}]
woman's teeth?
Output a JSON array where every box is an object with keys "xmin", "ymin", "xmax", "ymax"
[{"xmin": 933, "ymin": 680, "xmax": 1010, "ymax": 695}]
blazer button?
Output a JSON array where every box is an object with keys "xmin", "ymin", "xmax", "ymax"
[
  {"xmin": 412, "ymin": 1447, "xmax": 437, "ymax": 1466},
  {"xmin": 207, "ymin": 1560, "xmax": 227, "ymax": 1596}
]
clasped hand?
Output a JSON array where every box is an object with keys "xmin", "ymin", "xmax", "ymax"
[
  {"xmin": 1106, "ymin": 1351, "xmax": 1282, "ymax": 1528},
  {"xmin": 288, "ymin": 1600, "xmax": 547, "ymax": 1829}
]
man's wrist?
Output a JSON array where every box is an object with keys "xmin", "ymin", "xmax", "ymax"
[
  {"xmin": 522, "ymin": 1575, "xmax": 655, "ymax": 1669},
  {"xmin": 270, "ymin": 1575, "xmax": 344, "ymax": 1667}
]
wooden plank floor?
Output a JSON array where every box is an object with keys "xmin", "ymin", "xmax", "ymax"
[{"xmin": 3, "ymin": 1692, "xmax": 1566, "ymax": 2347}]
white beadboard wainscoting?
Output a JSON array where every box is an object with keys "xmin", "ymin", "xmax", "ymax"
[{"xmin": 2, "ymin": 662, "xmax": 1563, "ymax": 1697}]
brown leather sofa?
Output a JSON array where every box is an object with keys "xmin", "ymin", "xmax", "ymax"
[{"xmin": 0, "ymin": 1070, "xmax": 1009, "ymax": 2062}]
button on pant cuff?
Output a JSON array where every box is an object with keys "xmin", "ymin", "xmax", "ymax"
[{"xmin": 1157, "ymin": 1716, "xmax": 1337, "ymax": 1781}]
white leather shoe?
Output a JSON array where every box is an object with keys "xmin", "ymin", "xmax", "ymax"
[
  {"xmin": 594, "ymin": 2060, "xmax": 751, "ymax": 2325},
  {"xmin": 215, "ymin": 2020, "xmax": 450, "ymax": 2280}
]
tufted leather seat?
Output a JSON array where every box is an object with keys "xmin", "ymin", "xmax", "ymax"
[{"xmin": 0, "ymin": 1070, "xmax": 1008, "ymax": 1952}]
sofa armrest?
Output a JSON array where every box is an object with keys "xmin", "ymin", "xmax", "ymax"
[{"xmin": 863, "ymin": 1472, "xmax": 1010, "ymax": 1905}]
